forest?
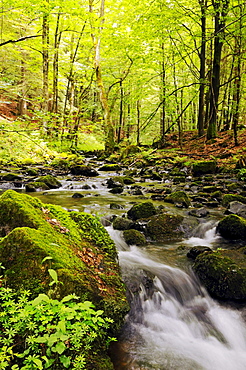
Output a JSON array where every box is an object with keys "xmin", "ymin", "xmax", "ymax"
[
  {"xmin": 0, "ymin": 0, "xmax": 245, "ymax": 153},
  {"xmin": 1, "ymin": 1, "xmax": 246, "ymax": 370}
]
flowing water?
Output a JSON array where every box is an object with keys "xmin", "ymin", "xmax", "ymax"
[{"xmin": 27, "ymin": 171, "xmax": 246, "ymax": 370}]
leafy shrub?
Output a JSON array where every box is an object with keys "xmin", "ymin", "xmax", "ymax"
[{"xmin": 0, "ymin": 288, "xmax": 115, "ymax": 369}]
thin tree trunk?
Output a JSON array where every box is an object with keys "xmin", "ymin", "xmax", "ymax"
[
  {"xmin": 160, "ymin": 42, "xmax": 166, "ymax": 146},
  {"xmin": 42, "ymin": 8, "xmax": 49, "ymax": 131},
  {"xmin": 52, "ymin": 13, "xmax": 61, "ymax": 114},
  {"xmin": 136, "ymin": 100, "xmax": 141, "ymax": 146}
]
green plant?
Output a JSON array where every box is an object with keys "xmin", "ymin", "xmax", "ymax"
[
  {"xmin": 237, "ymin": 168, "xmax": 246, "ymax": 181},
  {"xmin": 0, "ymin": 288, "xmax": 115, "ymax": 369}
]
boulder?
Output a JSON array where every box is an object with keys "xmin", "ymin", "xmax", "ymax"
[
  {"xmin": 226, "ymin": 201, "xmax": 246, "ymax": 218},
  {"xmin": 113, "ymin": 217, "xmax": 134, "ymax": 230},
  {"xmin": 0, "ymin": 172, "xmax": 23, "ymax": 181},
  {"xmin": 192, "ymin": 160, "xmax": 217, "ymax": 176},
  {"xmin": 98, "ymin": 164, "xmax": 122, "ymax": 171},
  {"xmin": 194, "ymin": 250, "xmax": 246, "ymax": 301},
  {"xmin": 145, "ymin": 213, "xmax": 184, "ymax": 241},
  {"xmin": 0, "ymin": 190, "xmax": 129, "ymax": 332},
  {"xmin": 36, "ymin": 174, "xmax": 62, "ymax": 189},
  {"xmin": 165, "ymin": 190, "xmax": 191, "ymax": 208},
  {"xmin": 188, "ymin": 207, "xmax": 209, "ymax": 218},
  {"xmin": 222, "ymin": 194, "xmax": 246, "ymax": 207},
  {"xmin": 216, "ymin": 214, "xmax": 246, "ymax": 240},
  {"xmin": 187, "ymin": 246, "xmax": 212, "ymax": 260},
  {"xmin": 127, "ymin": 201, "xmax": 157, "ymax": 221},
  {"xmin": 25, "ymin": 181, "xmax": 50, "ymax": 192},
  {"xmin": 70, "ymin": 165, "xmax": 99, "ymax": 177},
  {"xmin": 123, "ymin": 229, "xmax": 147, "ymax": 246}
]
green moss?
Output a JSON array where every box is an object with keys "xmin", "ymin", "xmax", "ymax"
[
  {"xmin": 113, "ymin": 217, "xmax": 133, "ymax": 230},
  {"xmin": 123, "ymin": 229, "xmax": 147, "ymax": 246},
  {"xmin": 192, "ymin": 160, "xmax": 217, "ymax": 176},
  {"xmin": 217, "ymin": 214, "xmax": 246, "ymax": 240},
  {"xmin": 194, "ymin": 251, "xmax": 246, "ymax": 300},
  {"xmin": 98, "ymin": 164, "xmax": 122, "ymax": 171},
  {"xmin": 25, "ymin": 181, "xmax": 50, "ymax": 192},
  {"xmin": 36, "ymin": 174, "xmax": 62, "ymax": 189},
  {"xmin": 222, "ymin": 194, "xmax": 246, "ymax": 207},
  {"xmin": 127, "ymin": 201, "xmax": 157, "ymax": 220},
  {"xmin": 146, "ymin": 213, "xmax": 184, "ymax": 241},
  {"xmin": 165, "ymin": 190, "xmax": 191, "ymax": 207}
]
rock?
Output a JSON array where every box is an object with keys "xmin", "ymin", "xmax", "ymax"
[
  {"xmin": 188, "ymin": 207, "xmax": 209, "ymax": 218},
  {"xmin": 192, "ymin": 160, "xmax": 217, "ymax": 176},
  {"xmin": 187, "ymin": 246, "xmax": 212, "ymax": 259},
  {"xmin": 36, "ymin": 175, "xmax": 62, "ymax": 189},
  {"xmin": 0, "ymin": 189, "xmax": 129, "ymax": 332},
  {"xmin": 106, "ymin": 177, "xmax": 124, "ymax": 188},
  {"xmin": 25, "ymin": 181, "xmax": 50, "ymax": 192},
  {"xmin": 98, "ymin": 164, "xmax": 122, "ymax": 171},
  {"xmin": 165, "ymin": 190, "xmax": 191, "ymax": 208},
  {"xmin": 226, "ymin": 201, "xmax": 246, "ymax": 218},
  {"xmin": 222, "ymin": 194, "xmax": 246, "ymax": 207},
  {"xmin": 0, "ymin": 172, "xmax": 23, "ymax": 181},
  {"xmin": 123, "ymin": 229, "xmax": 147, "ymax": 246},
  {"xmin": 145, "ymin": 213, "xmax": 184, "ymax": 241},
  {"xmin": 70, "ymin": 165, "xmax": 99, "ymax": 177},
  {"xmin": 127, "ymin": 201, "xmax": 157, "ymax": 221},
  {"xmin": 122, "ymin": 176, "xmax": 135, "ymax": 185},
  {"xmin": 113, "ymin": 217, "xmax": 134, "ymax": 230},
  {"xmin": 109, "ymin": 186, "xmax": 124, "ymax": 194},
  {"xmin": 217, "ymin": 214, "xmax": 246, "ymax": 240},
  {"xmin": 194, "ymin": 251, "xmax": 246, "ymax": 301},
  {"xmin": 109, "ymin": 203, "xmax": 124, "ymax": 210},
  {"xmin": 72, "ymin": 192, "xmax": 84, "ymax": 198}
]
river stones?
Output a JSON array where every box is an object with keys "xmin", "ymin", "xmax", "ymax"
[
  {"xmin": 165, "ymin": 190, "xmax": 191, "ymax": 208},
  {"xmin": 192, "ymin": 160, "xmax": 217, "ymax": 176},
  {"xmin": 123, "ymin": 229, "xmax": 147, "ymax": 246},
  {"xmin": 98, "ymin": 163, "xmax": 122, "ymax": 171},
  {"xmin": 127, "ymin": 201, "xmax": 157, "ymax": 221},
  {"xmin": 70, "ymin": 165, "xmax": 99, "ymax": 177},
  {"xmin": 113, "ymin": 217, "xmax": 134, "ymax": 230},
  {"xmin": 25, "ymin": 181, "xmax": 50, "ymax": 192},
  {"xmin": 36, "ymin": 174, "xmax": 62, "ymax": 189},
  {"xmin": 217, "ymin": 214, "xmax": 246, "ymax": 240},
  {"xmin": 222, "ymin": 193, "xmax": 246, "ymax": 207},
  {"xmin": 226, "ymin": 201, "xmax": 246, "ymax": 218},
  {"xmin": 145, "ymin": 213, "xmax": 184, "ymax": 241},
  {"xmin": 187, "ymin": 246, "xmax": 212, "ymax": 259},
  {"xmin": 188, "ymin": 207, "xmax": 209, "ymax": 218}
]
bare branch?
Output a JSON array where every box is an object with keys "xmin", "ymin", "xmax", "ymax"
[{"xmin": 0, "ymin": 35, "xmax": 42, "ymax": 47}]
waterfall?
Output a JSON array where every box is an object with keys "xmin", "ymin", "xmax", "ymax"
[{"xmin": 108, "ymin": 226, "xmax": 246, "ymax": 370}]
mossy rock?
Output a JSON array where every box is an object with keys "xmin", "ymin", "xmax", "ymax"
[
  {"xmin": 222, "ymin": 194, "xmax": 246, "ymax": 207},
  {"xmin": 25, "ymin": 181, "xmax": 50, "ymax": 192},
  {"xmin": 113, "ymin": 217, "xmax": 134, "ymax": 230},
  {"xmin": 194, "ymin": 251, "xmax": 246, "ymax": 301},
  {"xmin": 98, "ymin": 164, "xmax": 122, "ymax": 171},
  {"xmin": 145, "ymin": 213, "xmax": 184, "ymax": 241},
  {"xmin": 36, "ymin": 175, "xmax": 62, "ymax": 189},
  {"xmin": 0, "ymin": 190, "xmax": 129, "ymax": 333},
  {"xmin": 192, "ymin": 160, "xmax": 217, "ymax": 176},
  {"xmin": 70, "ymin": 165, "xmax": 99, "ymax": 177},
  {"xmin": 127, "ymin": 201, "xmax": 157, "ymax": 221},
  {"xmin": 165, "ymin": 190, "xmax": 191, "ymax": 207},
  {"xmin": 0, "ymin": 172, "xmax": 23, "ymax": 181},
  {"xmin": 216, "ymin": 214, "xmax": 246, "ymax": 240},
  {"xmin": 123, "ymin": 229, "xmax": 147, "ymax": 246},
  {"xmin": 202, "ymin": 185, "xmax": 218, "ymax": 193}
]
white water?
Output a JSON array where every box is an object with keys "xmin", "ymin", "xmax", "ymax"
[{"xmin": 108, "ymin": 226, "xmax": 246, "ymax": 370}]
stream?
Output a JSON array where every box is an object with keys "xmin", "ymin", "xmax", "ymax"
[{"xmin": 28, "ymin": 169, "xmax": 246, "ymax": 370}]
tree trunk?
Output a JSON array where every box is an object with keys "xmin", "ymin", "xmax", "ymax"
[
  {"xmin": 42, "ymin": 9, "xmax": 49, "ymax": 131},
  {"xmin": 52, "ymin": 13, "xmax": 61, "ymax": 114},
  {"xmin": 136, "ymin": 100, "xmax": 141, "ymax": 146}
]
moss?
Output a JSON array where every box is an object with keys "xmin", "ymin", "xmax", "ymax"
[
  {"xmin": 113, "ymin": 217, "xmax": 134, "ymax": 230},
  {"xmin": 146, "ymin": 213, "xmax": 184, "ymax": 241},
  {"xmin": 123, "ymin": 229, "xmax": 147, "ymax": 246},
  {"xmin": 165, "ymin": 190, "xmax": 191, "ymax": 207},
  {"xmin": 127, "ymin": 201, "xmax": 157, "ymax": 221},
  {"xmin": 25, "ymin": 181, "xmax": 50, "ymax": 192},
  {"xmin": 194, "ymin": 251, "xmax": 246, "ymax": 301},
  {"xmin": 192, "ymin": 160, "xmax": 217, "ymax": 176},
  {"xmin": 0, "ymin": 172, "xmax": 22, "ymax": 181},
  {"xmin": 216, "ymin": 214, "xmax": 246, "ymax": 240},
  {"xmin": 98, "ymin": 164, "xmax": 122, "ymax": 171},
  {"xmin": 0, "ymin": 190, "xmax": 129, "ymax": 334},
  {"xmin": 222, "ymin": 194, "xmax": 246, "ymax": 207},
  {"xmin": 36, "ymin": 174, "xmax": 62, "ymax": 189}
]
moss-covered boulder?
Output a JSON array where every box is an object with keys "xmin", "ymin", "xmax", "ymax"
[
  {"xmin": 113, "ymin": 217, "xmax": 134, "ymax": 230},
  {"xmin": 165, "ymin": 190, "xmax": 191, "ymax": 207},
  {"xmin": 192, "ymin": 160, "xmax": 217, "ymax": 176},
  {"xmin": 70, "ymin": 165, "xmax": 99, "ymax": 177},
  {"xmin": 0, "ymin": 172, "xmax": 23, "ymax": 181},
  {"xmin": 0, "ymin": 190, "xmax": 128, "ymax": 334},
  {"xmin": 145, "ymin": 213, "xmax": 184, "ymax": 241},
  {"xmin": 222, "ymin": 194, "xmax": 246, "ymax": 207},
  {"xmin": 216, "ymin": 214, "xmax": 246, "ymax": 240},
  {"xmin": 194, "ymin": 250, "xmax": 246, "ymax": 301},
  {"xmin": 123, "ymin": 229, "xmax": 147, "ymax": 246},
  {"xmin": 25, "ymin": 181, "xmax": 50, "ymax": 192},
  {"xmin": 127, "ymin": 201, "xmax": 157, "ymax": 221},
  {"xmin": 98, "ymin": 164, "xmax": 122, "ymax": 171},
  {"xmin": 36, "ymin": 174, "xmax": 62, "ymax": 189}
]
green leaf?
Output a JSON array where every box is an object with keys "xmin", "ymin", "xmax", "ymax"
[
  {"xmin": 48, "ymin": 269, "xmax": 58, "ymax": 283},
  {"xmin": 41, "ymin": 256, "xmax": 53, "ymax": 264},
  {"xmin": 32, "ymin": 294, "xmax": 50, "ymax": 305},
  {"xmin": 60, "ymin": 355, "xmax": 71, "ymax": 368},
  {"xmin": 53, "ymin": 341, "xmax": 66, "ymax": 354}
]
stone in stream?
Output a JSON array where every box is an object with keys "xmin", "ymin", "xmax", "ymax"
[
  {"xmin": 226, "ymin": 201, "xmax": 246, "ymax": 218},
  {"xmin": 165, "ymin": 190, "xmax": 191, "ymax": 208},
  {"xmin": 188, "ymin": 207, "xmax": 209, "ymax": 218},
  {"xmin": 36, "ymin": 174, "xmax": 62, "ymax": 189},
  {"xmin": 123, "ymin": 229, "xmax": 147, "ymax": 246},
  {"xmin": 192, "ymin": 160, "xmax": 217, "ymax": 176},
  {"xmin": 70, "ymin": 165, "xmax": 99, "ymax": 177},
  {"xmin": 187, "ymin": 246, "xmax": 212, "ymax": 260},
  {"xmin": 127, "ymin": 201, "xmax": 157, "ymax": 221},
  {"xmin": 217, "ymin": 214, "xmax": 246, "ymax": 240}
]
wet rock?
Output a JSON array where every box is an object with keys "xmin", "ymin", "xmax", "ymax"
[
  {"xmin": 127, "ymin": 201, "xmax": 157, "ymax": 221},
  {"xmin": 188, "ymin": 207, "xmax": 209, "ymax": 218},
  {"xmin": 194, "ymin": 251, "xmax": 246, "ymax": 301},
  {"xmin": 109, "ymin": 203, "xmax": 124, "ymax": 210},
  {"xmin": 70, "ymin": 165, "xmax": 99, "ymax": 177},
  {"xmin": 0, "ymin": 172, "xmax": 23, "ymax": 181},
  {"xmin": 192, "ymin": 160, "xmax": 217, "ymax": 176},
  {"xmin": 187, "ymin": 246, "xmax": 212, "ymax": 260},
  {"xmin": 109, "ymin": 186, "xmax": 124, "ymax": 194},
  {"xmin": 217, "ymin": 214, "xmax": 246, "ymax": 240},
  {"xmin": 165, "ymin": 190, "xmax": 191, "ymax": 208},
  {"xmin": 25, "ymin": 181, "xmax": 50, "ymax": 192},
  {"xmin": 72, "ymin": 193, "xmax": 84, "ymax": 198},
  {"xmin": 145, "ymin": 213, "xmax": 184, "ymax": 241},
  {"xmin": 81, "ymin": 184, "xmax": 91, "ymax": 189},
  {"xmin": 226, "ymin": 201, "xmax": 246, "ymax": 218},
  {"xmin": 106, "ymin": 177, "xmax": 123, "ymax": 188},
  {"xmin": 222, "ymin": 194, "xmax": 246, "ymax": 207},
  {"xmin": 113, "ymin": 217, "xmax": 134, "ymax": 230},
  {"xmin": 123, "ymin": 229, "xmax": 147, "ymax": 246},
  {"xmin": 36, "ymin": 175, "xmax": 62, "ymax": 189},
  {"xmin": 98, "ymin": 164, "xmax": 122, "ymax": 171}
]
